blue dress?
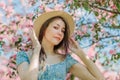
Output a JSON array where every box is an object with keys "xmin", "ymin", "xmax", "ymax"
[{"xmin": 16, "ymin": 51, "xmax": 78, "ymax": 80}]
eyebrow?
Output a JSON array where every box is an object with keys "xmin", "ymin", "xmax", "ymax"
[{"xmin": 56, "ymin": 23, "xmax": 65, "ymax": 29}]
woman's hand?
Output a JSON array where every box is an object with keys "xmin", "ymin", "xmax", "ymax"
[
  {"xmin": 69, "ymin": 38, "xmax": 105, "ymax": 80},
  {"xmin": 29, "ymin": 28, "xmax": 41, "ymax": 50},
  {"xmin": 69, "ymin": 38, "xmax": 85, "ymax": 57},
  {"xmin": 69, "ymin": 38, "xmax": 80, "ymax": 51}
]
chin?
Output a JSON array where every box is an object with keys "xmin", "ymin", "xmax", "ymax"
[
  {"xmin": 52, "ymin": 41, "xmax": 61, "ymax": 46},
  {"xmin": 54, "ymin": 42, "xmax": 60, "ymax": 46},
  {"xmin": 50, "ymin": 39, "xmax": 62, "ymax": 45}
]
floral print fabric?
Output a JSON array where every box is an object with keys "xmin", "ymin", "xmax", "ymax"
[{"xmin": 16, "ymin": 51, "xmax": 78, "ymax": 80}]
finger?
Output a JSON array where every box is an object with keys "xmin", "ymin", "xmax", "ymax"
[
  {"xmin": 69, "ymin": 38, "xmax": 75, "ymax": 49},
  {"xmin": 69, "ymin": 38, "xmax": 79, "ymax": 47},
  {"xmin": 29, "ymin": 28, "xmax": 39, "ymax": 46},
  {"xmin": 29, "ymin": 29, "xmax": 34, "ymax": 42},
  {"xmin": 31, "ymin": 28, "xmax": 37, "ymax": 38},
  {"xmin": 68, "ymin": 46, "xmax": 76, "ymax": 54},
  {"xmin": 29, "ymin": 28, "xmax": 37, "ymax": 41}
]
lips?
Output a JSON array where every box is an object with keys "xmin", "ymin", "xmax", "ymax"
[{"xmin": 54, "ymin": 36, "xmax": 61, "ymax": 41}]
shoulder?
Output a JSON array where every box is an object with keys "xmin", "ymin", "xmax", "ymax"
[
  {"xmin": 16, "ymin": 51, "xmax": 28, "ymax": 59},
  {"xmin": 66, "ymin": 53, "xmax": 76, "ymax": 61},
  {"xmin": 16, "ymin": 50, "xmax": 30, "ymax": 66},
  {"xmin": 65, "ymin": 53, "xmax": 78, "ymax": 72}
]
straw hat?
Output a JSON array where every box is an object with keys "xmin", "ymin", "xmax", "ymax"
[{"xmin": 33, "ymin": 11, "xmax": 75, "ymax": 38}]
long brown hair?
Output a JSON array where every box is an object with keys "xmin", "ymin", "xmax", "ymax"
[{"xmin": 38, "ymin": 16, "xmax": 70, "ymax": 63}]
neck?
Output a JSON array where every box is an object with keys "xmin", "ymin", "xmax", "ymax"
[{"xmin": 42, "ymin": 38, "xmax": 55, "ymax": 55}]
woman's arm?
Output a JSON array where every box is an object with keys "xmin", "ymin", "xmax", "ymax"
[
  {"xmin": 17, "ymin": 48, "xmax": 40, "ymax": 80},
  {"xmin": 17, "ymin": 28, "xmax": 41, "ymax": 80},
  {"xmin": 69, "ymin": 38, "xmax": 105, "ymax": 80},
  {"xmin": 70, "ymin": 50, "xmax": 105, "ymax": 80}
]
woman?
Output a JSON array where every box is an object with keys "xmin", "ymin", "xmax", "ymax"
[{"xmin": 16, "ymin": 11, "xmax": 105, "ymax": 80}]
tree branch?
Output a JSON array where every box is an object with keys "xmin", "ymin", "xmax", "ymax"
[
  {"xmin": 90, "ymin": 4, "xmax": 120, "ymax": 14},
  {"xmin": 98, "ymin": 35, "xmax": 120, "ymax": 41},
  {"xmin": 76, "ymin": 0, "xmax": 120, "ymax": 14},
  {"xmin": 81, "ymin": 35, "xmax": 120, "ymax": 48}
]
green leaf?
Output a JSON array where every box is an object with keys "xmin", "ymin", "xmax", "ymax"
[
  {"xmin": 73, "ymin": 0, "xmax": 80, "ymax": 9},
  {"xmin": 15, "ymin": 37, "xmax": 22, "ymax": 46},
  {"xmin": 94, "ymin": 11, "xmax": 99, "ymax": 16},
  {"xmin": 82, "ymin": 2, "xmax": 90, "ymax": 11},
  {"xmin": 94, "ymin": 34, "xmax": 99, "ymax": 40},
  {"xmin": 26, "ymin": 16, "xmax": 30, "ymax": 19},
  {"xmin": 70, "ymin": 74, "xmax": 74, "ymax": 80},
  {"xmin": 84, "ymin": 33, "xmax": 90, "ymax": 37},
  {"xmin": 75, "ymin": 35, "xmax": 81, "ymax": 41},
  {"xmin": 99, "ymin": 17, "xmax": 106, "ymax": 23},
  {"xmin": 32, "ymin": 15, "xmax": 36, "ymax": 21},
  {"xmin": 115, "ymin": 39, "xmax": 120, "ymax": 42},
  {"xmin": 115, "ymin": 1, "xmax": 120, "ymax": 12},
  {"xmin": 0, "ymin": 41, "xmax": 4, "ymax": 45},
  {"xmin": 74, "ymin": 0, "xmax": 78, "ymax": 2}
]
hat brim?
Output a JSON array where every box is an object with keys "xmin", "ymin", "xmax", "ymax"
[{"xmin": 33, "ymin": 11, "xmax": 75, "ymax": 38}]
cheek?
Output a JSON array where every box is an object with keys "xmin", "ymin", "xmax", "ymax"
[
  {"xmin": 46, "ymin": 27, "xmax": 55, "ymax": 34},
  {"xmin": 44, "ymin": 30, "xmax": 54, "ymax": 39},
  {"xmin": 61, "ymin": 33, "xmax": 64, "ymax": 39}
]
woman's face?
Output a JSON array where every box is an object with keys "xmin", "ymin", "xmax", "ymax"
[{"xmin": 43, "ymin": 18, "xmax": 65, "ymax": 45}]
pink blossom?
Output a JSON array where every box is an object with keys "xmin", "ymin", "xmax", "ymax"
[
  {"xmin": 8, "ymin": 63, "xmax": 16, "ymax": 68},
  {"xmin": 26, "ymin": 13, "xmax": 34, "ymax": 20},
  {"xmin": 18, "ymin": 18, "xmax": 33, "ymax": 29},
  {"xmin": 39, "ymin": 5, "xmax": 44, "ymax": 10},
  {"xmin": 106, "ymin": 12, "xmax": 114, "ymax": 19},
  {"xmin": 0, "ymin": 64, "xmax": 8, "ymax": 73},
  {"xmin": 25, "ymin": 20, "xmax": 33, "ymax": 28},
  {"xmin": 45, "ymin": 7, "xmax": 54, "ymax": 12},
  {"xmin": 12, "ymin": 36, "xmax": 19, "ymax": 43},
  {"xmin": 97, "ymin": 15, "xmax": 102, "ymax": 19},
  {"xmin": 0, "ymin": 1, "xmax": 6, "ymax": 9},
  {"xmin": 66, "ymin": 0, "xmax": 73, "ymax": 4},
  {"xmin": 75, "ymin": 30, "xmax": 84, "ymax": 36},
  {"xmin": 111, "ymin": 5, "xmax": 117, "ymax": 9},
  {"xmin": 0, "ymin": 26, "xmax": 6, "ymax": 32},
  {"xmin": 81, "ymin": 25, "xmax": 88, "ymax": 34},
  {"xmin": 54, "ymin": 4, "xmax": 64, "ymax": 10},
  {"xmin": 0, "ymin": 56, "xmax": 9, "ymax": 64},
  {"xmin": 101, "ymin": 29, "xmax": 106, "ymax": 33},
  {"xmin": 103, "ymin": 70, "xmax": 119, "ymax": 80},
  {"xmin": 0, "ymin": 35, "xmax": 4, "ymax": 40},
  {"xmin": 109, "ymin": 49, "xmax": 116, "ymax": 55},
  {"xmin": 87, "ymin": 44, "xmax": 97, "ymax": 59},
  {"xmin": 90, "ymin": 25, "xmax": 96, "ymax": 31},
  {"xmin": 10, "ymin": 54, "xmax": 16, "ymax": 59},
  {"xmin": 22, "ymin": 27, "xmax": 30, "ymax": 33},
  {"xmin": 15, "ymin": 76, "xmax": 21, "ymax": 80},
  {"xmin": 0, "ymin": 13, "xmax": 3, "ymax": 21},
  {"xmin": 14, "ymin": 14, "xmax": 22, "ymax": 23},
  {"xmin": 118, "ymin": 43, "xmax": 120, "ymax": 48},
  {"xmin": 8, "ymin": 0, "xmax": 13, "ymax": 3},
  {"xmin": 5, "ymin": 6, "xmax": 14, "ymax": 18},
  {"xmin": 95, "ymin": 60, "xmax": 104, "ymax": 72}
]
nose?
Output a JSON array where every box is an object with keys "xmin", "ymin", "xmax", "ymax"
[{"xmin": 58, "ymin": 30, "xmax": 63, "ymax": 37}]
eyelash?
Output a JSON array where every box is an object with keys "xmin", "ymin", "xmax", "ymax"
[
  {"xmin": 62, "ymin": 29, "xmax": 65, "ymax": 33},
  {"xmin": 53, "ymin": 26, "xmax": 65, "ymax": 33},
  {"xmin": 54, "ymin": 26, "xmax": 58, "ymax": 29}
]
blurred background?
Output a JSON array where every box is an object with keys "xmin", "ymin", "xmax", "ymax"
[{"xmin": 0, "ymin": 0, "xmax": 120, "ymax": 80}]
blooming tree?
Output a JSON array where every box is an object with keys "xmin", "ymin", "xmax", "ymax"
[{"xmin": 0, "ymin": 0, "xmax": 120, "ymax": 80}]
